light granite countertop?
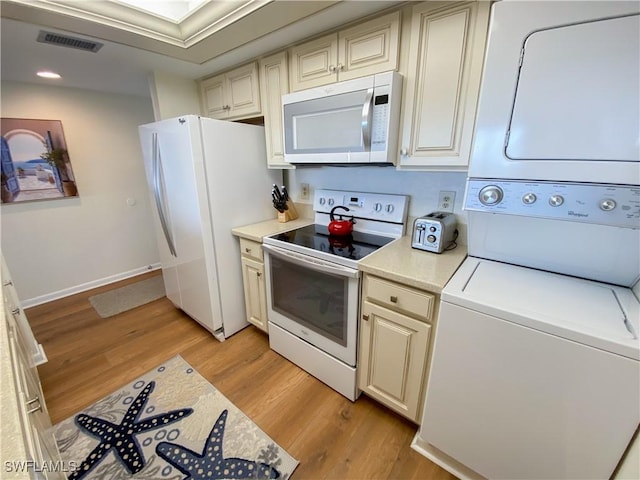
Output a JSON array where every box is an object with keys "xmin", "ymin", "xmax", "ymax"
[
  {"xmin": 358, "ymin": 236, "xmax": 467, "ymax": 293},
  {"xmin": 231, "ymin": 217, "xmax": 314, "ymax": 242},
  {"xmin": 232, "ymin": 219, "xmax": 466, "ymax": 294}
]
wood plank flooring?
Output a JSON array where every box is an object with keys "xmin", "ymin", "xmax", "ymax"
[{"xmin": 26, "ymin": 271, "xmax": 456, "ymax": 480}]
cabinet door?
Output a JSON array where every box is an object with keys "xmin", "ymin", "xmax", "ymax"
[
  {"xmin": 289, "ymin": 33, "xmax": 338, "ymax": 91},
  {"xmin": 358, "ymin": 301, "xmax": 431, "ymax": 422},
  {"xmin": 259, "ymin": 52, "xmax": 292, "ymax": 169},
  {"xmin": 399, "ymin": 1, "xmax": 490, "ymax": 169},
  {"xmin": 200, "ymin": 74, "xmax": 228, "ymax": 119},
  {"xmin": 226, "ymin": 62, "xmax": 261, "ymax": 119},
  {"xmin": 338, "ymin": 11, "xmax": 400, "ymax": 82},
  {"xmin": 241, "ymin": 257, "xmax": 268, "ymax": 333}
]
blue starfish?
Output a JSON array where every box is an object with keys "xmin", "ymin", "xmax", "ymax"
[
  {"xmin": 70, "ymin": 381, "xmax": 193, "ymax": 479},
  {"xmin": 156, "ymin": 409, "xmax": 281, "ymax": 479}
]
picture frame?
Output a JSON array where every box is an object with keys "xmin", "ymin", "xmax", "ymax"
[{"xmin": 1, "ymin": 118, "xmax": 79, "ymax": 204}]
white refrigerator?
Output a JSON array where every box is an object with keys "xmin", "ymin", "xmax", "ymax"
[{"xmin": 138, "ymin": 115, "xmax": 281, "ymax": 340}]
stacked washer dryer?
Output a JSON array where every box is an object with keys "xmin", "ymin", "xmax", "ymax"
[{"xmin": 416, "ymin": 2, "xmax": 640, "ymax": 479}]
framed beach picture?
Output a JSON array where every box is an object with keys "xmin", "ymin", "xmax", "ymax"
[{"xmin": 1, "ymin": 118, "xmax": 79, "ymax": 204}]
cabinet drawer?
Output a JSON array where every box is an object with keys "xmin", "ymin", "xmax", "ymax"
[
  {"xmin": 239, "ymin": 238, "xmax": 264, "ymax": 262},
  {"xmin": 364, "ymin": 275, "xmax": 434, "ymax": 321}
]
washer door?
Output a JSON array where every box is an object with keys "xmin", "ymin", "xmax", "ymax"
[{"xmin": 442, "ymin": 258, "xmax": 639, "ymax": 359}]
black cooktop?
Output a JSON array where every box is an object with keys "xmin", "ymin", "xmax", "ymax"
[{"xmin": 269, "ymin": 224, "xmax": 395, "ymax": 262}]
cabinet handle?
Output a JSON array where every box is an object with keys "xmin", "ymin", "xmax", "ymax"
[
  {"xmin": 26, "ymin": 396, "xmax": 43, "ymax": 414},
  {"xmin": 11, "ymin": 307, "xmax": 20, "ymax": 315},
  {"xmin": 3, "ymin": 280, "xmax": 12, "ymax": 286},
  {"xmin": 336, "ymin": 63, "xmax": 344, "ymax": 71},
  {"xmin": 362, "ymin": 314, "xmax": 369, "ymax": 321},
  {"xmin": 256, "ymin": 272, "xmax": 262, "ymax": 277},
  {"xmin": 328, "ymin": 64, "xmax": 336, "ymax": 73},
  {"xmin": 224, "ymin": 105, "xmax": 231, "ymax": 110},
  {"xmin": 245, "ymin": 247, "xmax": 251, "ymax": 253},
  {"xmin": 400, "ymin": 148, "xmax": 408, "ymax": 156},
  {"xmin": 390, "ymin": 296, "xmax": 398, "ymax": 303}
]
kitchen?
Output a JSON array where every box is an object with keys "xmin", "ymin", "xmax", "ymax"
[{"xmin": 1, "ymin": 1, "xmax": 639, "ymax": 479}]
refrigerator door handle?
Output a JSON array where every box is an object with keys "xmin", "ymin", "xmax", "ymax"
[{"xmin": 152, "ymin": 132, "xmax": 177, "ymax": 257}]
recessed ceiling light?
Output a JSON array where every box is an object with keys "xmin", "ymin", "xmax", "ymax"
[{"xmin": 37, "ymin": 70, "xmax": 61, "ymax": 79}]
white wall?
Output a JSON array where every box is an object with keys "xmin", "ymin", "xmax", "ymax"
[
  {"xmin": 148, "ymin": 71, "xmax": 201, "ymax": 120},
  {"xmin": 286, "ymin": 166, "xmax": 468, "ymax": 242},
  {"xmin": 1, "ymin": 82, "xmax": 160, "ymax": 305}
]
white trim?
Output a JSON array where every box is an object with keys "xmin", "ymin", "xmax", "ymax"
[
  {"xmin": 34, "ymin": 343, "xmax": 48, "ymax": 366},
  {"xmin": 21, "ymin": 263, "xmax": 162, "ymax": 308},
  {"xmin": 410, "ymin": 434, "xmax": 484, "ymax": 480}
]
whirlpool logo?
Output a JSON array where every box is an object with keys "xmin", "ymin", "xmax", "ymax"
[{"xmin": 568, "ymin": 210, "xmax": 589, "ymax": 218}]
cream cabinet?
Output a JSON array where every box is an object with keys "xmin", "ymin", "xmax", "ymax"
[
  {"xmin": 259, "ymin": 52, "xmax": 292, "ymax": 169},
  {"xmin": 358, "ymin": 274, "xmax": 436, "ymax": 423},
  {"xmin": 2, "ymin": 257, "xmax": 62, "ymax": 479},
  {"xmin": 239, "ymin": 238, "xmax": 268, "ymax": 333},
  {"xmin": 289, "ymin": 11, "xmax": 401, "ymax": 91},
  {"xmin": 200, "ymin": 62, "xmax": 261, "ymax": 120},
  {"xmin": 399, "ymin": 1, "xmax": 490, "ymax": 169}
]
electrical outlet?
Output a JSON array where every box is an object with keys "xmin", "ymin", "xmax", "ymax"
[
  {"xmin": 300, "ymin": 183, "xmax": 310, "ymax": 201},
  {"xmin": 438, "ymin": 191, "xmax": 456, "ymax": 212}
]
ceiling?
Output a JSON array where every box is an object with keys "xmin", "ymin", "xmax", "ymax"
[{"xmin": 0, "ymin": 0, "xmax": 401, "ymax": 98}]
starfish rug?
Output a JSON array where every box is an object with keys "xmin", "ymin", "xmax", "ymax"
[{"xmin": 53, "ymin": 356, "xmax": 298, "ymax": 479}]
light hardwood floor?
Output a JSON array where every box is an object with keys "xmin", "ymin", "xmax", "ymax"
[{"xmin": 27, "ymin": 270, "xmax": 456, "ymax": 480}]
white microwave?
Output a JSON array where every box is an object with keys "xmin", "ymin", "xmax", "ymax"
[{"xmin": 282, "ymin": 71, "xmax": 402, "ymax": 165}]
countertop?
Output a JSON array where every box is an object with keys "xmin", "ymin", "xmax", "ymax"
[
  {"xmin": 232, "ymin": 219, "xmax": 466, "ymax": 294},
  {"xmin": 358, "ymin": 236, "xmax": 467, "ymax": 294},
  {"xmin": 231, "ymin": 217, "xmax": 314, "ymax": 242}
]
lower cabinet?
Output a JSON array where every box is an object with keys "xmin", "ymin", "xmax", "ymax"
[
  {"xmin": 239, "ymin": 238, "xmax": 269, "ymax": 333},
  {"xmin": 2, "ymin": 267, "xmax": 63, "ymax": 478},
  {"xmin": 358, "ymin": 274, "xmax": 435, "ymax": 423}
]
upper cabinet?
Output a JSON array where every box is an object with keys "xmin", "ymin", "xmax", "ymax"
[
  {"xmin": 289, "ymin": 11, "xmax": 401, "ymax": 92},
  {"xmin": 200, "ymin": 62, "xmax": 261, "ymax": 120},
  {"xmin": 399, "ymin": 1, "xmax": 490, "ymax": 169},
  {"xmin": 259, "ymin": 52, "xmax": 292, "ymax": 169}
]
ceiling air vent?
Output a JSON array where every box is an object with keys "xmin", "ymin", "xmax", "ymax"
[{"xmin": 37, "ymin": 31, "xmax": 103, "ymax": 53}]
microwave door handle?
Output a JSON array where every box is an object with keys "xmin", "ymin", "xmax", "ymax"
[{"xmin": 361, "ymin": 88, "xmax": 374, "ymax": 151}]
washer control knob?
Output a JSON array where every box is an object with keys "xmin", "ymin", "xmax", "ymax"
[
  {"xmin": 599, "ymin": 199, "xmax": 616, "ymax": 211},
  {"xmin": 549, "ymin": 195, "xmax": 564, "ymax": 207},
  {"xmin": 478, "ymin": 185, "xmax": 503, "ymax": 206},
  {"xmin": 328, "ymin": 198, "xmax": 335, "ymax": 206},
  {"xmin": 374, "ymin": 202, "xmax": 383, "ymax": 212},
  {"xmin": 385, "ymin": 204, "xmax": 394, "ymax": 213},
  {"xmin": 427, "ymin": 235, "xmax": 436, "ymax": 243},
  {"xmin": 522, "ymin": 193, "xmax": 537, "ymax": 205},
  {"xmin": 319, "ymin": 197, "xmax": 326, "ymax": 205}
]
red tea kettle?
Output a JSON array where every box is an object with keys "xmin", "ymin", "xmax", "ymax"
[{"xmin": 328, "ymin": 206, "xmax": 356, "ymax": 236}]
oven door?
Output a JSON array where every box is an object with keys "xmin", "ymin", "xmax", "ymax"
[
  {"xmin": 470, "ymin": 2, "xmax": 640, "ymax": 184},
  {"xmin": 263, "ymin": 244, "xmax": 359, "ymax": 366}
]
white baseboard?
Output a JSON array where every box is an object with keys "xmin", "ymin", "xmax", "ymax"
[
  {"xmin": 410, "ymin": 433, "xmax": 484, "ymax": 480},
  {"xmin": 21, "ymin": 263, "xmax": 162, "ymax": 308}
]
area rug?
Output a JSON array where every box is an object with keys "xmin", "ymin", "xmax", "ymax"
[
  {"xmin": 53, "ymin": 356, "xmax": 298, "ymax": 479},
  {"xmin": 88, "ymin": 275, "xmax": 166, "ymax": 318}
]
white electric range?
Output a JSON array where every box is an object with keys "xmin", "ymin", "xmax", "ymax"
[{"xmin": 262, "ymin": 189, "xmax": 408, "ymax": 400}]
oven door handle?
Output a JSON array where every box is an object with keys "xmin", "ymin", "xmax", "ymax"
[{"xmin": 262, "ymin": 244, "xmax": 359, "ymax": 278}]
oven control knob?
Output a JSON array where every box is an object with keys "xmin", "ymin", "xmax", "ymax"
[
  {"xmin": 374, "ymin": 202, "xmax": 383, "ymax": 212},
  {"xmin": 549, "ymin": 195, "xmax": 564, "ymax": 207},
  {"xmin": 599, "ymin": 199, "xmax": 616, "ymax": 211},
  {"xmin": 478, "ymin": 185, "xmax": 503, "ymax": 206},
  {"xmin": 319, "ymin": 197, "xmax": 326, "ymax": 205},
  {"xmin": 385, "ymin": 204, "xmax": 394, "ymax": 213},
  {"xmin": 328, "ymin": 198, "xmax": 335, "ymax": 206},
  {"xmin": 522, "ymin": 193, "xmax": 537, "ymax": 205}
]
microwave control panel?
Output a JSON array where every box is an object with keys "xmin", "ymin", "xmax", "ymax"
[{"xmin": 371, "ymin": 90, "xmax": 390, "ymax": 150}]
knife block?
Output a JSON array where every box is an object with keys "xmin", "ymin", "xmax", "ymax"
[{"xmin": 278, "ymin": 200, "xmax": 299, "ymax": 223}]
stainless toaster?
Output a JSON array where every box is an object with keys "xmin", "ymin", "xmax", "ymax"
[{"xmin": 412, "ymin": 212, "xmax": 457, "ymax": 253}]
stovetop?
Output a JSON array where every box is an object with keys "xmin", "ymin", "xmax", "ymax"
[{"xmin": 266, "ymin": 224, "xmax": 395, "ymax": 265}]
